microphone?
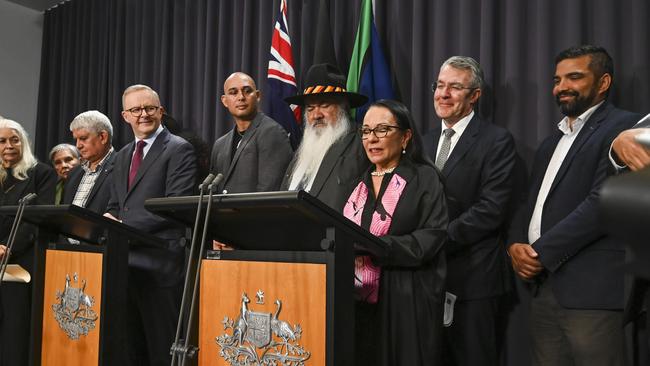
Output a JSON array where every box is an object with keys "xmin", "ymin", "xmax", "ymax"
[
  {"xmin": 198, "ymin": 173, "xmax": 216, "ymax": 191},
  {"xmin": 0, "ymin": 192, "xmax": 38, "ymax": 286},
  {"xmin": 207, "ymin": 173, "xmax": 224, "ymax": 192},
  {"xmin": 171, "ymin": 172, "xmax": 221, "ymax": 364}
]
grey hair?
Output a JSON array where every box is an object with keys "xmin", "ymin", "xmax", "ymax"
[
  {"xmin": 441, "ymin": 56, "xmax": 484, "ymax": 89},
  {"xmin": 0, "ymin": 118, "xmax": 38, "ymax": 182},
  {"xmin": 69, "ymin": 110, "xmax": 113, "ymax": 142},
  {"xmin": 49, "ymin": 143, "xmax": 79, "ymax": 163},
  {"xmin": 122, "ymin": 84, "xmax": 161, "ymax": 109}
]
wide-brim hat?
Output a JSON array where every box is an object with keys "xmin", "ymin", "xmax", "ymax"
[{"xmin": 285, "ymin": 63, "xmax": 368, "ymax": 108}]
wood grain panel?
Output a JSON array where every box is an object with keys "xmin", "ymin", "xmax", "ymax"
[
  {"xmin": 41, "ymin": 249, "xmax": 103, "ymax": 366},
  {"xmin": 199, "ymin": 260, "xmax": 326, "ymax": 365}
]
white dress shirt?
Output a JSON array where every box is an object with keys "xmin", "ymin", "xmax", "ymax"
[
  {"xmin": 436, "ymin": 110, "xmax": 474, "ymax": 158},
  {"xmin": 528, "ymin": 101, "xmax": 603, "ymax": 244}
]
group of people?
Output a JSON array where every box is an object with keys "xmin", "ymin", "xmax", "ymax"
[{"xmin": 0, "ymin": 43, "xmax": 648, "ymax": 365}]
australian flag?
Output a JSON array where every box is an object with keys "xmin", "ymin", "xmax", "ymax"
[{"xmin": 265, "ymin": 0, "xmax": 302, "ymax": 150}]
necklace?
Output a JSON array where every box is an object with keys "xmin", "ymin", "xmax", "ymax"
[{"xmin": 371, "ymin": 166, "xmax": 396, "ymax": 177}]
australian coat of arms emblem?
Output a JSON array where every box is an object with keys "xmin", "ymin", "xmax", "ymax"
[
  {"xmin": 216, "ymin": 291, "xmax": 311, "ymax": 365},
  {"xmin": 52, "ymin": 273, "xmax": 98, "ymax": 340}
]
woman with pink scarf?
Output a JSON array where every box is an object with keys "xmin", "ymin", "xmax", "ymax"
[{"xmin": 343, "ymin": 99, "xmax": 448, "ymax": 365}]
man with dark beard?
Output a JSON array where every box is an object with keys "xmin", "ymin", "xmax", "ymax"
[
  {"xmin": 508, "ymin": 45, "xmax": 640, "ymax": 366},
  {"xmin": 282, "ymin": 63, "xmax": 370, "ymax": 211}
]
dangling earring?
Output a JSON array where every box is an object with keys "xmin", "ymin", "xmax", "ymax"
[{"xmin": 402, "ymin": 147, "xmax": 406, "ymax": 155}]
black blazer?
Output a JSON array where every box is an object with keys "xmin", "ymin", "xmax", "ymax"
[
  {"xmin": 62, "ymin": 150, "xmax": 115, "ymax": 214},
  {"xmin": 509, "ymin": 102, "xmax": 640, "ymax": 309},
  {"xmin": 424, "ymin": 115, "xmax": 517, "ymax": 300},
  {"xmin": 210, "ymin": 112, "xmax": 292, "ymax": 193},
  {"xmin": 107, "ymin": 128, "xmax": 196, "ymax": 286},
  {"xmin": 282, "ymin": 131, "xmax": 370, "ymax": 211}
]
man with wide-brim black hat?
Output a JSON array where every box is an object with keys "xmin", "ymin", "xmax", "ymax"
[{"xmin": 282, "ymin": 63, "xmax": 370, "ymax": 211}]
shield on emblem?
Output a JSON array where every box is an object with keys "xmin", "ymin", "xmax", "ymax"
[
  {"xmin": 64, "ymin": 287, "xmax": 81, "ymax": 312},
  {"xmin": 245, "ymin": 311, "xmax": 271, "ymax": 348}
]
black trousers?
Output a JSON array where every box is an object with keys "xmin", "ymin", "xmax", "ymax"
[
  {"xmin": 126, "ymin": 272, "xmax": 183, "ymax": 366},
  {"xmin": 442, "ymin": 295, "xmax": 502, "ymax": 366}
]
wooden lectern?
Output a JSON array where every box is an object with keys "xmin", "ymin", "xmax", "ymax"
[
  {"xmin": 146, "ymin": 191, "xmax": 386, "ymax": 366},
  {"xmin": 0, "ymin": 204, "xmax": 163, "ymax": 366}
]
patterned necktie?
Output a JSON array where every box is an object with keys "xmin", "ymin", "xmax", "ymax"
[
  {"xmin": 128, "ymin": 140, "xmax": 146, "ymax": 189},
  {"xmin": 435, "ymin": 128, "xmax": 455, "ymax": 170}
]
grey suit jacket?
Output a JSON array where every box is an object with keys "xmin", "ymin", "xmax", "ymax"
[
  {"xmin": 210, "ymin": 112, "xmax": 292, "ymax": 193},
  {"xmin": 107, "ymin": 128, "xmax": 196, "ymax": 285},
  {"xmin": 282, "ymin": 131, "xmax": 369, "ymax": 211}
]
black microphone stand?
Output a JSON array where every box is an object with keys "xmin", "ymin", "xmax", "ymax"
[
  {"xmin": 170, "ymin": 174, "xmax": 215, "ymax": 365},
  {"xmin": 0, "ymin": 193, "xmax": 37, "ymax": 285},
  {"xmin": 170, "ymin": 173, "xmax": 223, "ymax": 365}
]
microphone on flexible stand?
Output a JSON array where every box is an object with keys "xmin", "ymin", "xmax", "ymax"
[
  {"xmin": 0, "ymin": 193, "xmax": 38, "ymax": 285},
  {"xmin": 170, "ymin": 173, "xmax": 217, "ymax": 365},
  {"xmin": 172, "ymin": 173, "xmax": 224, "ymax": 366}
]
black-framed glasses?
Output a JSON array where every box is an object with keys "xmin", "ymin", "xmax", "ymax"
[
  {"xmin": 431, "ymin": 82, "xmax": 477, "ymax": 93},
  {"xmin": 359, "ymin": 125, "xmax": 403, "ymax": 139},
  {"xmin": 125, "ymin": 105, "xmax": 160, "ymax": 117}
]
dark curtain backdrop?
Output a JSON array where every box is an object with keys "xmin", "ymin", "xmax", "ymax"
[{"xmin": 35, "ymin": 1, "xmax": 650, "ymax": 365}]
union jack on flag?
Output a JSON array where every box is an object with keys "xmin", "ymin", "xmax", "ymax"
[{"xmin": 265, "ymin": 0, "xmax": 302, "ymax": 149}]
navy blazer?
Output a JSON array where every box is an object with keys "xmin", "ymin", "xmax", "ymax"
[
  {"xmin": 509, "ymin": 102, "xmax": 640, "ymax": 309},
  {"xmin": 107, "ymin": 128, "xmax": 196, "ymax": 285},
  {"xmin": 424, "ymin": 115, "xmax": 517, "ymax": 300},
  {"xmin": 62, "ymin": 150, "xmax": 115, "ymax": 214},
  {"xmin": 210, "ymin": 112, "xmax": 292, "ymax": 193}
]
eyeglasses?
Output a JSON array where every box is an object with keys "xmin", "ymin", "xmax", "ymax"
[
  {"xmin": 359, "ymin": 125, "xmax": 403, "ymax": 139},
  {"xmin": 125, "ymin": 105, "xmax": 160, "ymax": 117},
  {"xmin": 431, "ymin": 82, "xmax": 477, "ymax": 93}
]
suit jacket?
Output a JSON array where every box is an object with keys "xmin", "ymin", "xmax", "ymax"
[
  {"xmin": 62, "ymin": 149, "xmax": 115, "ymax": 214},
  {"xmin": 281, "ymin": 131, "xmax": 370, "ymax": 211},
  {"xmin": 424, "ymin": 116, "xmax": 517, "ymax": 300},
  {"xmin": 107, "ymin": 128, "xmax": 196, "ymax": 286},
  {"xmin": 210, "ymin": 112, "xmax": 292, "ymax": 193},
  {"xmin": 509, "ymin": 102, "xmax": 640, "ymax": 310}
]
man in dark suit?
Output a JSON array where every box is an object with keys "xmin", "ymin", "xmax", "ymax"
[
  {"xmin": 508, "ymin": 45, "xmax": 640, "ymax": 366},
  {"xmin": 210, "ymin": 72, "xmax": 292, "ymax": 193},
  {"xmin": 423, "ymin": 56, "xmax": 517, "ymax": 366},
  {"xmin": 282, "ymin": 63, "xmax": 369, "ymax": 211},
  {"xmin": 105, "ymin": 84, "xmax": 196, "ymax": 365},
  {"xmin": 63, "ymin": 110, "xmax": 114, "ymax": 213}
]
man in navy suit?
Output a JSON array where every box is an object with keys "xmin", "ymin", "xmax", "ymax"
[
  {"xmin": 63, "ymin": 110, "xmax": 114, "ymax": 213},
  {"xmin": 508, "ymin": 45, "xmax": 640, "ymax": 366},
  {"xmin": 105, "ymin": 84, "xmax": 196, "ymax": 365},
  {"xmin": 423, "ymin": 56, "xmax": 518, "ymax": 366}
]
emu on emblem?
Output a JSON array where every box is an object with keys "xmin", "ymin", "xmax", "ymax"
[
  {"xmin": 52, "ymin": 273, "xmax": 98, "ymax": 340},
  {"xmin": 216, "ymin": 292, "xmax": 311, "ymax": 365}
]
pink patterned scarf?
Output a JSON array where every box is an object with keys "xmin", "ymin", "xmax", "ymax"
[{"xmin": 343, "ymin": 173, "xmax": 407, "ymax": 303}]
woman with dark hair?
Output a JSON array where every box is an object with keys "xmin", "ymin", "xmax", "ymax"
[
  {"xmin": 343, "ymin": 99, "xmax": 448, "ymax": 365},
  {"xmin": 0, "ymin": 118, "xmax": 56, "ymax": 365}
]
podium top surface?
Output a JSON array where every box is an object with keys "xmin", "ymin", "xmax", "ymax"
[
  {"xmin": 0, "ymin": 204, "xmax": 162, "ymax": 246},
  {"xmin": 145, "ymin": 190, "xmax": 387, "ymax": 253}
]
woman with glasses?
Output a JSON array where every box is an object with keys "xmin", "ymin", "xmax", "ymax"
[
  {"xmin": 343, "ymin": 99, "xmax": 448, "ymax": 365},
  {"xmin": 0, "ymin": 118, "xmax": 56, "ymax": 364}
]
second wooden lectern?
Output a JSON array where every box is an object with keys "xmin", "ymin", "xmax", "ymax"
[{"xmin": 146, "ymin": 191, "xmax": 386, "ymax": 366}]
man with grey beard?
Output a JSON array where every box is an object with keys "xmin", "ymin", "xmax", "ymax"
[{"xmin": 282, "ymin": 63, "xmax": 370, "ymax": 211}]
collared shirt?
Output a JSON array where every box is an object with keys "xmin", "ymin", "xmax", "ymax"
[
  {"xmin": 132, "ymin": 125, "xmax": 164, "ymax": 160},
  {"xmin": 528, "ymin": 101, "xmax": 603, "ymax": 244},
  {"xmin": 72, "ymin": 148, "xmax": 114, "ymax": 208},
  {"xmin": 435, "ymin": 110, "xmax": 474, "ymax": 158}
]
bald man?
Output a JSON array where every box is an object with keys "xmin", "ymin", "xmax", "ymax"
[{"xmin": 210, "ymin": 72, "xmax": 293, "ymax": 194}]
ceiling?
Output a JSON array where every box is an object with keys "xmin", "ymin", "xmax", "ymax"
[{"xmin": 5, "ymin": 0, "xmax": 65, "ymax": 12}]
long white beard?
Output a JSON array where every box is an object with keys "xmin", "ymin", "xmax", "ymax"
[{"xmin": 288, "ymin": 110, "xmax": 352, "ymax": 191}]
